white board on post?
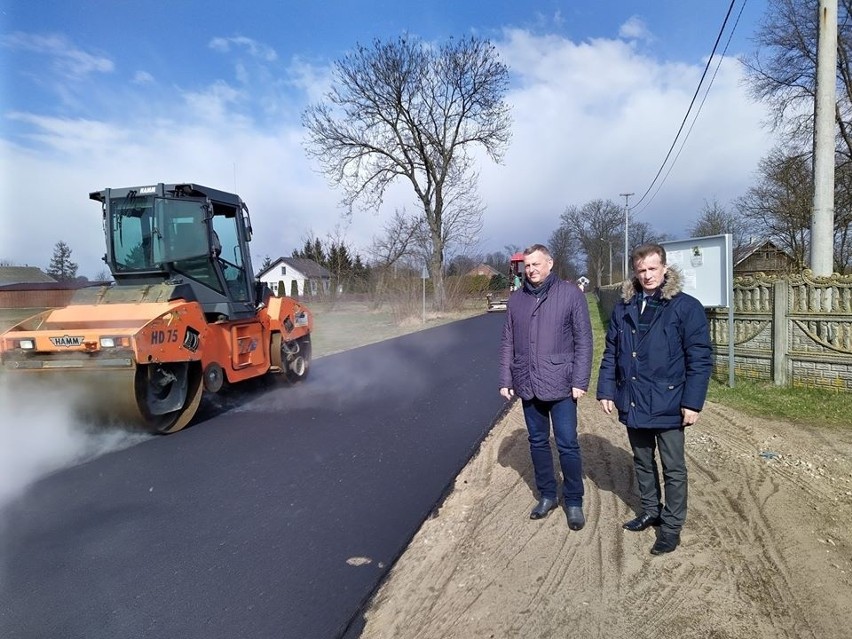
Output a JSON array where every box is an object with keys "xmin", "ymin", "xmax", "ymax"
[{"xmin": 661, "ymin": 234, "xmax": 732, "ymax": 308}]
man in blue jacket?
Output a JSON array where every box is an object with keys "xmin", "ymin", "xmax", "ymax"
[
  {"xmin": 499, "ymin": 244, "xmax": 593, "ymax": 530},
  {"xmin": 597, "ymin": 243, "xmax": 712, "ymax": 554}
]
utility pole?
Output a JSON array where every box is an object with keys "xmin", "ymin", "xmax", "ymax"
[
  {"xmin": 811, "ymin": 0, "xmax": 837, "ymax": 276},
  {"xmin": 619, "ymin": 192, "xmax": 634, "ymax": 280}
]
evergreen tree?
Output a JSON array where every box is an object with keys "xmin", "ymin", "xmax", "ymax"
[
  {"xmin": 312, "ymin": 238, "xmax": 326, "ymax": 266},
  {"xmin": 293, "ymin": 238, "xmax": 328, "ymax": 267},
  {"xmin": 46, "ymin": 241, "xmax": 78, "ymax": 281}
]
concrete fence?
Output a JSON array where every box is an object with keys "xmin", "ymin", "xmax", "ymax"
[
  {"xmin": 707, "ymin": 270, "xmax": 852, "ymax": 391},
  {"xmin": 597, "ymin": 270, "xmax": 852, "ymax": 392}
]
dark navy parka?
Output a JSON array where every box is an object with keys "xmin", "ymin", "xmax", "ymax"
[
  {"xmin": 596, "ymin": 267, "xmax": 713, "ymax": 429},
  {"xmin": 499, "ymin": 275, "xmax": 593, "ymax": 401}
]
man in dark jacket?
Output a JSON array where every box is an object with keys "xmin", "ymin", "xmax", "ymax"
[
  {"xmin": 597, "ymin": 243, "xmax": 712, "ymax": 554},
  {"xmin": 499, "ymin": 244, "xmax": 593, "ymax": 530}
]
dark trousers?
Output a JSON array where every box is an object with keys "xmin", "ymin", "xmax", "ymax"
[
  {"xmin": 521, "ymin": 397, "xmax": 583, "ymax": 507},
  {"xmin": 626, "ymin": 427, "xmax": 687, "ymax": 534}
]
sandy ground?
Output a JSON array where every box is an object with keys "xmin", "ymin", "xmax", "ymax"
[{"xmin": 360, "ymin": 397, "xmax": 852, "ymax": 639}]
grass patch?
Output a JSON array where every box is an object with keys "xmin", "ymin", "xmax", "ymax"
[
  {"xmin": 706, "ymin": 379, "xmax": 851, "ymax": 428},
  {"xmin": 587, "ymin": 294, "xmax": 607, "ymax": 396},
  {"xmin": 586, "ymin": 294, "xmax": 851, "ymax": 429}
]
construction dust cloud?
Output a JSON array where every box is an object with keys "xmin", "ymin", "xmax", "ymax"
[{"xmin": 0, "ymin": 378, "xmax": 149, "ymax": 515}]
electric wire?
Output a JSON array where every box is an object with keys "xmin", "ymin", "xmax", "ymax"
[
  {"xmin": 629, "ymin": 0, "xmax": 744, "ymax": 214},
  {"xmin": 632, "ymin": 0, "xmax": 749, "ymax": 218}
]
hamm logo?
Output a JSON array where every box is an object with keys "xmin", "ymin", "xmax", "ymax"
[{"xmin": 50, "ymin": 335, "xmax": 84, "ymax": 347}]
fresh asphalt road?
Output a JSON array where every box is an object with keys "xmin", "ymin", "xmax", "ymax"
[{"xmin": 0, "ymin": 312, "xmax": 509, "ymax": 639}]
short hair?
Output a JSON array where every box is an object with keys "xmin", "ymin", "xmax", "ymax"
[
  {"xmin": 631, "ymin": 243, "xmax": 666, "ymax": 266},
  {"xmin": 523, "ymin": 243, "xmax": 551, "ymax": 258}
]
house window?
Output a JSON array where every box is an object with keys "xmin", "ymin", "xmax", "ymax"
[{"xmin": 280, "ymin": 265, "xmax": 286, "ymax": 275}]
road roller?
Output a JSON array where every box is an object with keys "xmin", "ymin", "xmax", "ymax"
[{"xmin": 0, "ymin": 182, "xmax": 312, "ymax": 433}]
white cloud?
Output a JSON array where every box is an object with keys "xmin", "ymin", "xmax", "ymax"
[
  {"xmin": 133, "ymin": 70, "xmax": 155, "ymax": 85},
  {"xmin": 619, "ymin": 16, "xmax": 652, "ymax": 42},
  {"xmin": 1, "ymin": 32, "xmax": 114, "ymax": 78},
  {"xmin": 0, "ymin": 28, "xmax": 776, "ymax": 277},
  {"xmin": 478, "ymin": 28, "xmax": 774, "ymax": 250},
  {"xmin": 209, "ymin": 35, "xmax": 278, "ymax": 62},
  {"xmin": 287, "ymin": 56, "xmax": 334, "ymax": 105}
]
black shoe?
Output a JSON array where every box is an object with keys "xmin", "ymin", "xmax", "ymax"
[
  {"xmin": 530, "ymin": 497, "xmax": 557, "ymax": 520},
  {"xmin": 565, "ymin": 505, "xmax": 585, "ymax": 530},
  {"xmin": 623, "ymin": 512, "xmax": 661, "ymax": 532},
  {"xmin": 650, "ymin": 531, "xmax": 680, "ymax": 555}
]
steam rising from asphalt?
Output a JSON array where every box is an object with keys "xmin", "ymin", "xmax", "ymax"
[{"xmin": 0, "ymin": 378, "xmax": 149, "ymax": 514}]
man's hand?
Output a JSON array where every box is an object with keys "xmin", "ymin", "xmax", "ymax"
[
  {"xmin": 599, "ymin": 399, "xmax": 614, "ymax": 415},
  {"xmin": 572, "ymin": 387, "xmax": 586, "ymax": 400},
  {"xmin": 681, "ymin": 407, "xmax": 700, "ymax": 426},
  {"xmin": 499, "ymin": 387, "xmax": 515, "ymax": 401}
]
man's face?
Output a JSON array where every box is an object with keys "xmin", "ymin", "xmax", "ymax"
[
  {"xmin": 634, "ymin": 253, "xmax": 668, "ymax": 295},
  {"xmin": 524, "ymin": 250, "xmax": 553, "ymax": 284}
]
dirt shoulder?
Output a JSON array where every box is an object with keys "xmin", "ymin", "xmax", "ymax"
[{"xmin": 360, "ymin": 397, "xmax": 852, "ymax": 639}]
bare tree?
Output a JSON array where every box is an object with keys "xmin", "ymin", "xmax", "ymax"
[
  {"xmin": 369, "ymin": 209, "xmax": 422, "ymax": 268},
  {"xmin": 744, "ymin": 0, "xmax": 852, "ymax": 163},
  {"xmin": 688, "ymin": 198, "xmax": 751, "ymax": 248},
  {"xmin": 303, "ymin": 35, "xmax": 511, "ymax": 310},
  {"xmin": 548, "ymin": 226, "xmax": 580, "ymax": 280},
  {"xmin": 482, "ymin": 250, "xmax": 509, "ymax": 272},
  {"xmin": 834, "ymin": 161, "xmax": 852, "ymax": 271},
  {"xmin": 743, "ymin": 0, "xmax": 852, "ymax": 272},
  {"xmin": 447, "ymin": 254, "xmax": 477, "ymax": 276},
  {"xmin": 367, "ymin": 209, "xmax": 424, "ymax": 306},
  {"xmin": 629, "ymin": 220, "xmax": 668, "ymax": 248},
  {"xmin": 735, "ymin": 148, "xmax": 812, "ymax": 267},
  {"xmin": 559, "ymin": 199, "xmax": 624, "ymax": 287}
]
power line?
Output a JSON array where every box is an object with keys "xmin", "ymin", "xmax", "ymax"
[
  {"xmin": 632, "ymin": 0, "xmax": 749, "ymax": 218},
  {"xmin": 630, "ymin": 0, "xmax": 744, "ymax": 214}
]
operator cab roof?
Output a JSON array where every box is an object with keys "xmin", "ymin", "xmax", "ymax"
[{"xmin": 89, "ymin": 183, "xmax": 243, "ymax": 206}]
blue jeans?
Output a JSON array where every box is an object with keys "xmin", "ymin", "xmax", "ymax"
[{"xmin": 521, "ymin": 396, "xmax": 584, "ymax": 506}]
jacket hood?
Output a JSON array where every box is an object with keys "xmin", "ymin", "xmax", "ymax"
[{"xmin": 620, "ymin": 264, "xmax": 684, "ymax": 302}]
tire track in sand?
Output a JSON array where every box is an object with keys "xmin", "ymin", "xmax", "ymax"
[{"xmin": 361, "ymin": 400, "xmax": 852, "ymax": 639}]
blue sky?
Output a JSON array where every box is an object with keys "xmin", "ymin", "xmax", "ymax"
[{"xmin": 1, "ymin": 0, "xmax": 775, "ymax": 277}]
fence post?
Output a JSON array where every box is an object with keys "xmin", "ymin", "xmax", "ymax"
[{"xmin": 772, "ymin": 280, "xmax": 789, "ymax": 386}]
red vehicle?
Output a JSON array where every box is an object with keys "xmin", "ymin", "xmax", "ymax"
[{"xmin": 486, "ymin": 252, "xmax": 525, "ymax": 312}]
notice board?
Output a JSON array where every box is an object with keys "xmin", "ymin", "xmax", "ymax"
[{"xmin": 661, "ymin": 234, "xmax": 732, "ymax": 308}]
